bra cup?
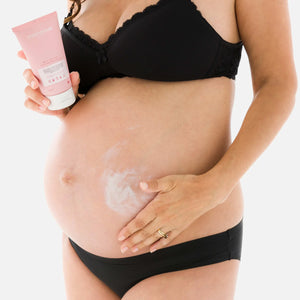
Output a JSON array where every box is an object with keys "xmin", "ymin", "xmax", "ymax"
[
  {"xmin": 107, "ymin": 3, "xmax": 221, "ymax": 81},
  {"xmin": 61, "ymin": 0, "xmax": 243, "ymax": 94}
]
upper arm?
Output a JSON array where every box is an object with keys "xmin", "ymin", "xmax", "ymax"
[{"xmin": 236, "ymin": 0, "xmax": 297, "ymax": 93}]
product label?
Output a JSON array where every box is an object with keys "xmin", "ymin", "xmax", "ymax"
[
  {"xmin": 38, "ymin": 60, "xmax": 68, "ymax": 87},
  {"xmin": 27, "ymin": 27, "xmax": 53, "ymax": 39}
]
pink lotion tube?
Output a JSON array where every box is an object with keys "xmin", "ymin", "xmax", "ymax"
[{"xmin": 12, "ymin": 11, "xmax": 75, "ymax": 110}]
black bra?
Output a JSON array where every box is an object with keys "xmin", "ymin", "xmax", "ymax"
[{"xmin": 61, "ymin": 0, "xmax": 243, "ymax": 95}]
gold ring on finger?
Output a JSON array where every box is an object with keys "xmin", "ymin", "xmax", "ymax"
[{"xmin": 157, "ymin": 228, "xmax": 168, "ymax": 239}]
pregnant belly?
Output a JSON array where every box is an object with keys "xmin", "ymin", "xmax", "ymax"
[{"xmin": 43, "ymin": 77, "xmax": 244, "ymax": 257}]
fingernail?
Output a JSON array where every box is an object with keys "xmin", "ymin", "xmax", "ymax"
[
  {"xmin": 118, "ymin": 235, "xmax": 125, "ymax": 241},
  {"xmin": 42, "ymin": 99, "xmax": 49, "ymax": 107},
  {"xmin": 31, "ymin": 80, "xmax": 37, "ymax": 89},
  {"xmin": 39, "ymin": 105, "xmax": 46, "ymax": 111},
  {"xmin": 121, "ymin": 246, "xmax": 128, "ymax": 254},
  {"xmin": 140, "ymin": 182, "xmax": 148, "ymax": 189},
  {"xmin": 150, "ymin": 248, "xmax": 157, "ymax": 253},
  {"xmin": 132, "ymin": 247, "xmax": 138, "ymax": 253}
]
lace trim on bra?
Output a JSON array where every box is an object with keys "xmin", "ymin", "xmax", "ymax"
[
  {"xmin": 66, "ymin": 21, "xmax": 105, "ymax": 52},
  {"xmin": 65, "ymin": 0, "xmax": 171, "ymax": 49},
  {"xmin": 65, "ymin": 0, "xmax": 243, "ymax": 50}
]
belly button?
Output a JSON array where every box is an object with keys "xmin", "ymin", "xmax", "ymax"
[{"xmin": 59, "ymin": 170, "xmax": 75, "ymax": 185}]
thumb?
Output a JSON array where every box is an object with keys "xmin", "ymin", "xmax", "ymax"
[
  {"xmin": 139, "ymin": 177, "xmax": 175, "ymax": 193},
  {"xmin": 70, "ymin": 71, "xmax": 80, "ymax": 97}
]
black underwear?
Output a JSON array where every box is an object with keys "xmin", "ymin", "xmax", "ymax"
[{"xmin": 68, "ymin": 218, "xmax": 243, "ymax": 298}]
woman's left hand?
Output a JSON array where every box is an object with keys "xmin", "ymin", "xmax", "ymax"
[{"xmin": 117, "ymin": 172, "xmax": 226, "ymax": 254}]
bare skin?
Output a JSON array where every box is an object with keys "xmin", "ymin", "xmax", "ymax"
[{"xmin": 20, "ymin": 0, "xmax": 297, "ymax": 299}]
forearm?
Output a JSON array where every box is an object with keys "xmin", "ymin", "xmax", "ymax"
[{"xmin": 206, "ymin": 82, "xmax": 296, "ymax": 201}]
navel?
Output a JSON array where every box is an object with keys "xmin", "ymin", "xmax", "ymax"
[{"xmin": 59, "ymin": 169, "xmax": 75, "ymax": 185}]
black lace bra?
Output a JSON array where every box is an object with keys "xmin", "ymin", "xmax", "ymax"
[{"xmin": 61, "ymin": 0, "xmax": 243, "ymax": 95}]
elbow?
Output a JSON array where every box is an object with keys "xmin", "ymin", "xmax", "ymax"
[
  {"xmin": 252, "ymin": 75, "xmax": 297, "ymax": 121},
  {"xmin": 286, "ymin": 73, "xmax": 298, "ymax": 98},
  {"xmin": 257, "ymin": 74, "xmax": 298, "ymax": 109},
  {"xmin": 265, "ymin": 74, "xmax": 297, "ymax": 95},
  {"xmin": 282, "ymin": 74, "xmax": 298, "ymax": 111},
  {"xmin": 276, "ymin": 77, "xmax": 297, "ymax": 114}
]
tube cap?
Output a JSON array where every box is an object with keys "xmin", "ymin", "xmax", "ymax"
[{"xmin": 47, "ymin": 87, "xmax": 76, "ymax": 110}]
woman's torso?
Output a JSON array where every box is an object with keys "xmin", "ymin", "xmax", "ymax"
[{"xmin": 43, "ymin": 0, "xmax": 244, "ymax": 258}]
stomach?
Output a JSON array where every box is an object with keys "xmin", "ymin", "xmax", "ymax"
[{"xmin": 43, "ymin": 76, "xmax": 244, "ymax": 258}]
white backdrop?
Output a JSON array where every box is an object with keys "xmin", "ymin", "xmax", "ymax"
[{"xmin": 1, "ymin": 1, "xmax": 299, "ymax": 299}]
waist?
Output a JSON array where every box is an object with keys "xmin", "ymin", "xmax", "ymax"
[{"xmin": 43, "ymin": 76, "xmax": 242, "ymax": 256}]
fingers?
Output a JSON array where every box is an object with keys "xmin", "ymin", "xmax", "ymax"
[
  {"xmin": 17, "ymin": 49, "xmax": 27, "ymax": 60},
  {"xmin": 24, "ymin": 96, "xmax": 70, "ymax": 119},
  {"xmin": 24, "ymin": 85, "xmax": 50, "ymax": 109},
  {"xmin": 21, "ymin": 66, "xmax": 80, "ymax": 117},
  {"xmin": 23, "ymin": 68, "xmax": 39, "ymax": 89},
  {"xmin": 22, "ymin": 68, "xmax": 50, "ymax": 111},
  {"xmin": 22, "ymin": 67, "xmax": 80, "ymax": 96},
  {"xmin": 24, "ymin": 97, "xmax": 49, "ymax": 113},
  {"xmin": 120, "ymin": 222, "xmax": 165, "ymax": 253},
  {"xmin": 139, "ymin": 176, "xmax": 177, "ymax": 193},
  {"xmin": 137, "ymin": 229, "xmax": 169, "ymax": 252},
  {"xmin": 149, "ymin": 230, "xmax": 178, "ymax": 253},
  {"xmin": 69, "ymin": 71, "xmax": 80, "ymax": 97},
  {"xmin": 118, "ymin": 208, "xmax": 156, "ymax": 241},
  {"xmin": 119, "ymin": 221, "xmax": 176, "ymax": 254}
]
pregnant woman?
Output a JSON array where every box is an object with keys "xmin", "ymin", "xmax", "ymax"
[{"xmin": 19, "ymin": 0, "xmax": 297, "ymax": 299}]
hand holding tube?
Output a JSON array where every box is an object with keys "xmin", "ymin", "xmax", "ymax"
[{"xmin": 18, "ymin": 50, "xmax": 80, "ymax": 120}]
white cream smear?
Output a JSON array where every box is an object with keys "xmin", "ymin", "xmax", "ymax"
[
  {"xmin": 101, "ymin": 168, "xmax": 155, "ymax": 216},
  {"xmin": 100, "ymin": 133, "xmax": 156, "ymax": 216}
]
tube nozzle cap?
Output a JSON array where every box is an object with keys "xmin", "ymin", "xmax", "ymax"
[{"xmin": 47, "ymin": 87, "xmax": 76, "ymax": 111}]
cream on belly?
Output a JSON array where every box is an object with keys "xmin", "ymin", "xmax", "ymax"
[
  {"xmin": 99, "ymin": 136, "xmax": 156, "ymax": 216},
  {"xmin": 100, "ymin": 168, "xmax": 154, "ymax": 216}
]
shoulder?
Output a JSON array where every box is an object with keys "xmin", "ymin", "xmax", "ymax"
[
  {"xmin": 67, "ymin": 0, "xmax": 75, "ymax": 11},
  {"xmin": 67, "ymin": 0, "xmax": 74, "ymax": 11},
  {"xmin": 235, "ymin": 0, "xmax": 297, "ymax": 92}
]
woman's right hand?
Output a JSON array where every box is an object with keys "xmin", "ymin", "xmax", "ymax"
[{"xmin": 18, "ymin": 49, "xmax": 80, "ymax": 120}]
